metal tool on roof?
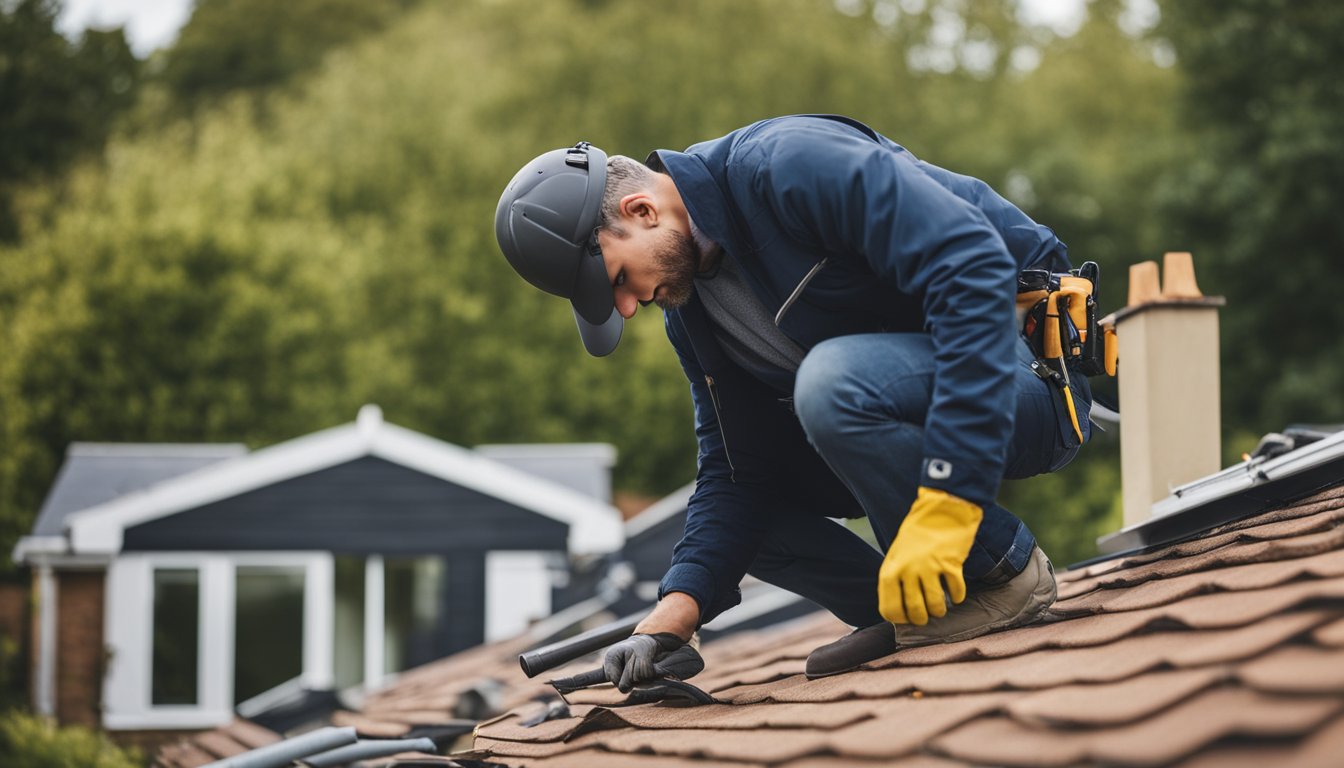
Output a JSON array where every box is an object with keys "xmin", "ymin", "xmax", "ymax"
[
  {"xmin": 548, "ymin": 667, "xmax": 716, "ymax": 705},
  {"xmin": 300, "ymin": 736, "xmax": 438, "ymax": 767},
  {"xmin": 518, "ymin": 612, "xmax": 644, "ymax": 678},
  {"xmin": 1017, "ymin": 261, "xmax": 1115, "ymax": 444},
  {"xmin": 519, "ymin": 612, "xmax": 713, "ymax": 705},
  {"xmin": 199, "ymin": 726, "xmax": 357, "ymax": 768}
]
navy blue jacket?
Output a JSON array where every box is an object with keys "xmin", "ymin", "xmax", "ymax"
[{"xmin": 651, "ymin": 116, "xmax": 1070, "ymax": 624}]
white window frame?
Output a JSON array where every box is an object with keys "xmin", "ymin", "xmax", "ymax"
[
  {"xmin": 484, "ymin": 551, "xmax": 553, "ymax": 642},
  {"xmin": 102, "ymin": 552, "xmax": 333, "ymax": 731}
]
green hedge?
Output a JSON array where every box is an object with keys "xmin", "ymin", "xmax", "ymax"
[{"xmin": 0, "ymin": 711, "xmax": 140, "ymax": 768}]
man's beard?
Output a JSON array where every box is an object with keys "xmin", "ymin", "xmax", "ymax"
[{"xmin": 651, "ymin": 228, "xmax": 701, "ymax": 310}]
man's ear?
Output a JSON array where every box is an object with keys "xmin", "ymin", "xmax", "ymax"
[{"xmin": 618, "ymin": 192, "xmax": 659, "ymax": 229}]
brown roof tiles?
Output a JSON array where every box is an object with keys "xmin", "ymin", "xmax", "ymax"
[{"xmin": 461, "ymin": 483, "xmax": 1344, "ymax": 767}]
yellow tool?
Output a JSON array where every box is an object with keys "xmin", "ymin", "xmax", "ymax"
[{"xmin": 1017, "ymin": 262, "xmax": 1115, "ymax": 446}]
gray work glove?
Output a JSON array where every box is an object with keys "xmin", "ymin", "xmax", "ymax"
[{"xmin": 601, "ymin": 632, "xmax": 704, "ymax": 693}]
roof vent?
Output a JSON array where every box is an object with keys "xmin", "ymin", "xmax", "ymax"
[{"xmin": 357, "ymin": 404, "xmax": 384, "ymax": 438}]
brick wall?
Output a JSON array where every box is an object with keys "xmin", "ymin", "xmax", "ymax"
[
  {"xmin": 0, "ymin": 580, "xmax": 29, "ymax": 706},
  {"xmin": 55, "ymin": 569, "xmax": 105, "ymax": 728}
]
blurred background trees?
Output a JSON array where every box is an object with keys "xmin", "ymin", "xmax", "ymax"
[{"xmin": 0, "ymin": 0, "xmax": 1341, "ymax": 575}]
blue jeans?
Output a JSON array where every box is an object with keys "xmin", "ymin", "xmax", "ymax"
[{"xmin": 746, "ymin": 333, "xmax": 1089, "ymax": 628}]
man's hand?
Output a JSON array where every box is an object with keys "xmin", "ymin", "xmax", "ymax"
[
  {"xmin": 601, "ymin": 633, "xmax": 704, "ymax": 693},
  {"xmin": 878, "ymin": 487, "xmax": 983, "ymax": 625}
]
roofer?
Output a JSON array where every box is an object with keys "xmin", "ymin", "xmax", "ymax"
[{"xmin": 494, "ymin": 114, "xmax": 1093, "ymax": 687}]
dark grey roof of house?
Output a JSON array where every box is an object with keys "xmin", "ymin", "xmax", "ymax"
[
  {"xmin": 32, "ymin": 442, "xmax": 248, "ymax": 536},
  {"xmin": 474, "ymin": 444, "xmax": 616, "ymax": 504}
]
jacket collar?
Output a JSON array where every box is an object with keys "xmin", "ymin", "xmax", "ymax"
[{"xmin": 646, "ymin": 149, "xmax": 749, "ymax": 263}]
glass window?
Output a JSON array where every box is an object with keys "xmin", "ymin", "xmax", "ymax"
[
  {"xmin": 233, "ymin": 566, "xmax": 305, "ymax": 704},
  {"xmin": 151, "ymin": 568, "xmax": 199, "ymax": 706},
  {"xmin": 383, "ymin": 557, "xmax": 444, "ymax": 674},
  {"xmin": 332, "ymin": 556, "xmax": 365, "ymax": 689}
]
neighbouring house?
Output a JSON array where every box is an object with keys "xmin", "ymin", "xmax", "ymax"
[{"xmin": 11, "ymin": 405, "xmax": 623, "ymax": 738}]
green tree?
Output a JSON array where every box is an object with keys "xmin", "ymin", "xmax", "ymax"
[
  {"xmin": 0, "ymin": 0, "xmax": 1176, "ymax": 570},
  {"xmin": 1157, "ymin": 0, "xmax": 1344, "ymax": 442},
  {"xmin": 159, "ymin": 0, "xmax": 419, "ymax": 108},
  {"xmin": 0, "ymin": 0, "xmax": 139, "ymax": 240}
]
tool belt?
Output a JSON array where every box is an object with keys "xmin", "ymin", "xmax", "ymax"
[{"xmin": 1016, "ymin": 261, "xmax": 1118, "ymax": 444}]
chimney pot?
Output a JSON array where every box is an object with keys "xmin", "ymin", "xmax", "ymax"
[
  {"xmin": 1127, "ymin": 261, "xmax": 1162, "ymax": 307},
  {"xmin": 1161, "ymin": 251, "xmax": 1204, "ymax": 299}
]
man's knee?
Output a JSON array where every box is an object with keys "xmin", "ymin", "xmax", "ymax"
[
  {"xmin": 794, "ymin": 338, "xmax": 856, "ymax": 444},
  {"xmin": 795, "ymin": 334, "xmax": 932, "ymax": 442}
]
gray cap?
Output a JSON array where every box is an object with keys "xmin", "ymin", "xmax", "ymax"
[{"xmin": 495, "ymin": 142, "xmax": 621, "ymax": 356}]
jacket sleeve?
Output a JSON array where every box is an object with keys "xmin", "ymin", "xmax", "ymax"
[
  {"xmin": 657, "ymin": 309, "xmax": 789, "ymax": 625},
  {"xmin": 743, "ymin": 121, "xmax": 1019, "ymax": 508}
]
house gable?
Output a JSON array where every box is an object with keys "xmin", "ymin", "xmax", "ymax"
[{"xmin": 121, "ymin": 456, "xmax": 569, "ymax": 553}]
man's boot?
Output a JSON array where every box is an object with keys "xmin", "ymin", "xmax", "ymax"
[
  {"xmin": 805, "ymin": 621, "xmax": 899, "ymax": 679},
  {"xmin": 894, "ymin": 544, "xmax": 1056, "ymax": 646}
]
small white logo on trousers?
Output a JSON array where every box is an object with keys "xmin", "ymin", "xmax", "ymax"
[{"xmin": 928, "ymin": 459, "xmax": 953, "ymax": 480}]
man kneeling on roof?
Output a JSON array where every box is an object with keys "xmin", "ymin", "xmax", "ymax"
[{"xmin": 493, "ymin": 115, "xmax": 1092, "ymax": 684}]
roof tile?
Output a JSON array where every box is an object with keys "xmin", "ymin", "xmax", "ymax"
[
  {"xmin": 1054, "ymin": 548, "xmax": 1344, "ymax": 615},
  {"xmin": 1236, "ymin": 644, "xmax": 1344, "ymax": 694},
  {"xmin": 567, "ymin": 700, "xmax": 876, "ymax": 733},
  {"xmin": 1172, "ymin": 712, "xmax": 1344, "ymax": 768},
  {"xmin": 1311, "ymin": 615, "xmax": 1344, "ymax": 647},
  {"xmin": 1058, "ymin": 518, "xmax": 1344, "ymax": 600},
  {"xmin": 932, "ymin": 688, "xmax": 1343, "ymax": 767},
  {"xmin": 1004, "ymin": 667, "xmax": 1228, "ymax": 727}
]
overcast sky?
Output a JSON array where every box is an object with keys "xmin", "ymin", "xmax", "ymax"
[{"xmin": 57, "ymin": 0, "xmax": 1110, "ymax": 58}]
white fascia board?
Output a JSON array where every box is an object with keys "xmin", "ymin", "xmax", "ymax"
[
  {"xmin": 66, "ymin": 424, "xmax": 368, "ymax": 554},
  {"xmin": 370, "ymin": 424, "xmax": 624, "ymax": 555},
  {"xmin": 624, "ymin": 482, "xmax": 695, "ymax": 539},
  {"xmin": 1150, "ymin": 429, "xmax": 1344, "ymax": 520},
  {"xmin": 12, "ymin": 535, "xmax": 68, "ymax": 565}
]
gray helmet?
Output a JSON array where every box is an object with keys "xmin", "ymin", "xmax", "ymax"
[{"xmin": 495, "ymin": 142, "xmax": 621, "ymax": 357}]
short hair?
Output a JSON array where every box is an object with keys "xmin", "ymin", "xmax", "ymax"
[{"xmin": 597, "ymin": 155, "xmax": 656, "ymax": 238}]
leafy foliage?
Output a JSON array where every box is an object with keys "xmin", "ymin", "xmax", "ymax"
[
  {"xmin": 1156, "ymin": 0, "xmax": 1344, "ymax": 442},
  {"xmin": 0, "ymin": 0, "xmax": 139, "ymax": 240},
  {"xmin": 0, "ymin": 710, "xmax": 140, "ymax": 767},
  {"xmin": 159, "ymin": 0, "xmax": 421, "ymax": 108}
]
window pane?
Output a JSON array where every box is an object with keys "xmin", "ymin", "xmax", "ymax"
[
  {"xmin": 384, "ymin": 557, "xmax": 444, "ymax": 674},
  {"xmin": 152, "ymin": 568, "xmax": 199, "ymax": 706},
  {"xmin": 333, "ymin": 556, "xmax": 365, "ymax": 689},
  {"xmin": 234, "ymin": 566, "xmax": 305, "ymax": 704}
]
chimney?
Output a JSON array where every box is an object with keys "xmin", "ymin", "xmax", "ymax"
[{"xmin": 1107, "ymin": 252, "xmax": 1226, "ymax": 527}]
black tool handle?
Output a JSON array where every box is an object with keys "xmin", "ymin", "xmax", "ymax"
[
  {"xmin": 519, "ymin": 612, "xmax": 645, "ymax": 678},
  {"xmin": 548, "ymin": 667, "xmax": 609, "ymax": 694}
]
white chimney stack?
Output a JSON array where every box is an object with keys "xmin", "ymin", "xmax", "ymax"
[{"xmin": 1110, "ymin": 252, "xmax": 1226, "ymax": 527}]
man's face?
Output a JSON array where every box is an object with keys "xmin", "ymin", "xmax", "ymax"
[{"xmin": 599, "ymin": 226, "xmax": 700, "ymax": 319}]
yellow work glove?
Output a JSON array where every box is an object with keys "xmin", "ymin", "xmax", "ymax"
[{"xmin": 878, "ymin": 487, "xmax": 983, "ymax": 625}]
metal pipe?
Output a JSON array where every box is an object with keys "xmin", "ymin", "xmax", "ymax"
[
  {"xmin": 518, "ymin": 611, "xmax": 644, "ymax": 678},
  {"xmin": 300, "ymin": 737, "xmax": 438, "ymax": 767},
  {"xmin": 200, "ymin": 726, "xmax": 357, "ymax": 768}
]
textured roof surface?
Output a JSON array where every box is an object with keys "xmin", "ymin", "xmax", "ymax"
[
  {"xmin": 156, "ymin": 483, "xmax": 1344, "ymax": 767},
  {"xmin": 153, "ymin": 718, "xmax": 280, "ymax": 766},
  {"xmin": 457, "ymin": 483, "xmax": 1344, "ymax": 767}
]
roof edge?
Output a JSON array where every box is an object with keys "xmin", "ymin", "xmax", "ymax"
[{"xmin": 624, "ymin": 482, "xmax": 694, "ymax": 539}]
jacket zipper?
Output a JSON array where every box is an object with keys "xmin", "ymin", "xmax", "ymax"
[
  {"xmin": 704, "ymin": 374, "xmax": 736, "ymax": 483},
  {"xmin": 774, "ymin": 258, "xmax": 829, "ymax": 326}
]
